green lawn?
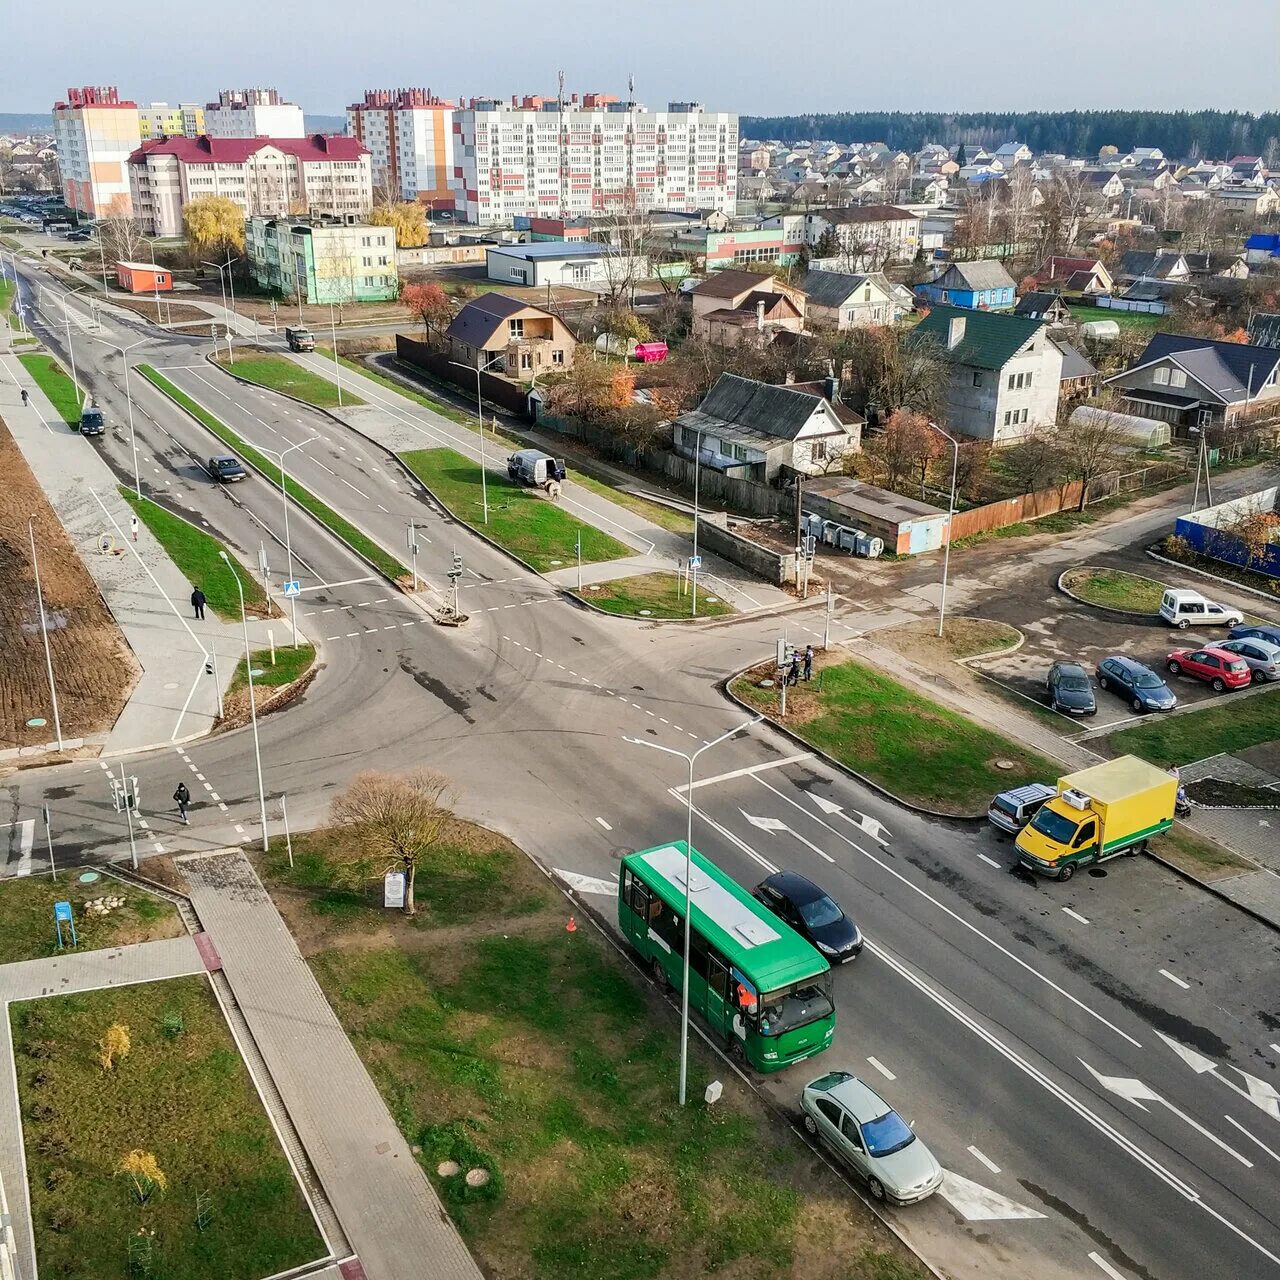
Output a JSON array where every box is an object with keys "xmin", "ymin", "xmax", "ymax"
[
  {"xmin": 230, "ymin": 643, "xmax": 315, "ymax": 696},
  {"xmin": 260, "ymin": 822, "xmax": 925, "ymax": 1280},
  {"xmin": 1061, "ymin": 566, "xmax": 1165, "ymax": 614},
  {"xmin": 18, "ymin": 352, "xmax": 83, "ymax": 426},
  {"xmin": 322, "ymin": 349, "xmax": 473, "ymax": 425},
  {"xmin": 1106, "ymin": 691, "xmax": 1280, "ymax": 768},
  {"xmin": 732, "ymin": 657, "xmax": 1059, "ymax": 815},
  {"xmin": 1068, "ymin": 304, "xmax": 1165, "ymax": 335},
  {"xmin": 400, "ymin": 447, "xmax": 631, "ymax": 572},
  {"xmin": 120, "ymin": 491, "xmax": 269, "ymax": 620},
  {"xmin": 0, "ymin": 876, "xmax": 180, "ymax": 964},
  {"xmin": 138, "ymin": 366, "xmax": 409, "ymax": 581},
  {"xmin": 11, "ymin": 977, "xmax": 324, "ymax": 1280},
  {"xmin": 216, "ymin": 352, "xmax": 363, "ymax": 408},
  {"xmin": 576, "ymin": 571, "xmax": 733, "ymax": 618},
  {"xmin": 1151, "ymin": 825, "xmax": 1255, "ymax": 881}
]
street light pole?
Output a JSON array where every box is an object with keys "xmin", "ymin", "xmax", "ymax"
[
  {"xmin": 925, "ymin": 420, "xmax": 960, "ymax": 639},
  {"xmin": 329, "ymin": 304, "xmax": 343, "ymax": 406},
  {"xmin": 624, "ymin": 715, "xmax": 763, "ymax": 1105},
  {"xmin": 691, "ymin": 427, "xmax": 702, "ymax": 618},
  {"xmin": 450, "ymin": 355, "xmax": 503, "ymax": 526},
  {"xmin": 90, "ymin": 335, "xmax": 147, "ymax": 498},
  {"xmin": 56, "ymin": 293, "xmax": 81, "ymax": 401},
  {"xmin": 219, "ymin": 551, "xmax": 269, "ymax": 850},
  {"xmin": 28, "ymin": 517, "xmax": 64, "ymax": 751},
  {"xmin": 260, "ymin": 439, "xmax": 308, "ymax": 646},
  {"xmin": 201, "ymin": 258, "xmax": 238, "ymax": 363}
]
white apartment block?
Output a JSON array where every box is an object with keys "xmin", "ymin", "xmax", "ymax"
[
  {"xmin": 346, "ymin": 88, "xmax": 457, "ymax": 207},
  {"xmin": 52, "ymin": 86, "xmax": 141, "ymax": 218},
  {"xmin": 204, "ymin": 88, "xmax": 305, "ymax": 139},
  {"xmin": 137, "ymin": 102, "xmax": 205, "ymax": 139},
  {"xmin": 129, "ymin": 135, "xmax": 372, "ymax": 237}
]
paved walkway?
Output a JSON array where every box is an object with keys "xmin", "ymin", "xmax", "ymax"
[
  {"xmin": 0, "ymin": 934, "xmax": 204, "ymax": 1279},
  {"xmin": 0, "ymin": 313, "xmax": 279, "ymax": 756},
  {"xmin": 178, "ymin": 850, "xmax": 483, "ymax": 1280}
]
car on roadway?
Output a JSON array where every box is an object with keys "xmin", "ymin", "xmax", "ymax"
[
  {"xmin": 1228, "ymin": 623, "xmax": 1280, "ymax": 648},
  {"xmin": 1046, "ymin": 661, "xmax": 1096, "ymax": 715},
  {"xmin": 752, "ymin": 870, "xmax": 862, "ymax": 964},
  {"xmin": 1158, "ymin": 588, "xmax": 1243, "ymax": 630},
  {"xmin": 1219, "ymin": 636, "xmax": 1280, "ymax": 683},
  {"xmin": 1165, "ymin": 646, "xmax": 1251, "ymax": 692},
  {"xmin": 208, "ymin": 455, "xmax": 248, "ymax": 483},
  {"xmin": 78, "ymin": 406, "xmax": 105, "ymax": 436},
  {"xmin": 1095, "ymin": 655, "xmax": 1177, "ymax": 713},
  {"xmin": 800, "ymin": 1070, "xmax": 943, "ymax": 1204}
]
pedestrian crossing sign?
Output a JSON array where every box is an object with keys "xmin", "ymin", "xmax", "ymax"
[{"xmin": 283, "ymin": 580, "xmax": 302, "ymax": 597}]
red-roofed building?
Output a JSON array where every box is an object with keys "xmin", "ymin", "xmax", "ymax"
[{"xmin": 128, "ymin": 134, "xmax": 373, "ymax": 236}]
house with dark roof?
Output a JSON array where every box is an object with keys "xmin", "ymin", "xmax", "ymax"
[
  {"xmin": 672, "ymin": 373, "xmax": 859, "ymax": 481},
  {"xmin": 1033, "ymin": 256, "xmax": 1113, "ymax": 295},
  {"xmin": 1117, "ymin": 250, "xmax": 1189, "ymax": 284},
  {"xmin": 1181, "ymin": 251, "xmax": 1249, "ymax": 280},
  {"xmin": 1103, "ymin": 333, "xmax": 1280, "ymax": 434},
  {"xmin": 907, "ymin": 305, "xmax": 1063, "ymax": 444},
  {"xmin": 1052, "ymin": 339, "xmax": 1099, "ymax": 399},
  {"xmin": 444, "ymin": 294, "xmax": 577, "ymax": 382},
  {"xmin": 914, "ymin": 259, "xmax": 1016, "ymax": 310},
  {"xmin": 800, "ymin": 270, "xmax": 895, "ymax": 329},
  {"xmin": 1014, "ymin": 291, "xmax": 1073, "ymax": 325},
  {"xmin": 690, "ymin": 270, "xmax": 806, "ymax": 342}
]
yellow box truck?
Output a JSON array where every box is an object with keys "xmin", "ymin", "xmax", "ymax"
[{"xmin": 1015, "ymin": 756, "xmax": 1176, "ymax": 882}]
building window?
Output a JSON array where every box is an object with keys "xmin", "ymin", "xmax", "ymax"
[
  {"xmin": 1003, "ymin": 410, "xmax": 1012, "ymax": 426},
  {"xmin": 508, "ymin": 317, "xmax": 525, "ymax": 337},
  {"xmin": 973, "ymin": 372, "xmax": 983, "ymax": 387},
  {"xmin": 1169, "ymin": 369, "xmax": 1187, "ymax": 388},
  {"xmin": 811, "ymin": 440, "xmax": 827, "ymax": 462},
  {"xmin": 1153, "ymin": 367, "xmax": 1170, "ymax": 385},
  {"xmin": 1008, "ymin": 373, "xmax": 1016, "ymax": 389},
  {"xmin": 551, "ymin": 349, "xmax": 564, "ymax": 365},
  {"xmin": 520, "ymin": 352, "xmax": 532, "ymax": 370}
]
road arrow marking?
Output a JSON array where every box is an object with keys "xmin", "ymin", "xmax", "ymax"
[
  {"xmin": 740, "ymin": 811, "xmax": 835, "ymax": 862},
  {"xmin": 936, "ymin": 1170, "xmax": 1045, "ymax": 1221},
  {"xmin": 553, "ymin": 869, "xmax": 618, "ymax": 897},
  {"xmin": 809, "ymin": 793, "xmax": 890, "ymax": 843},
  {"xmin": 1158, "ymin": 1032, "xmax": 1280, "ymax": 1122},
  {"xmin": 1080, "ymin": 1059, "xmax": 1253, "ymax": 1167}
]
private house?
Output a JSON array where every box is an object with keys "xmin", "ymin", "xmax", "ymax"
[
  {"xmin": 1103, "ymin": 333, "xmax": 1280, "ymax": 434},
  {"xmin": 1117, "ymin": 250, "xmax": 1189, "ymax": 284},
  {"xmin": 914, "ymin": 259, "xmax": 1016, "ymax": 310},
  {"xmin": 1032, "ymin": 256, "xmax": 1114, "ymax": 295},
  {"xmin": 1079, "ymin": 169, "xmax": 1126, "ymax": 202},
  {"xmin": 1182, "ymin": 251, "xmax": 1249, "ymax": 279},
  {"xmin": 784, "ymin": 205, "xmax": 923, "ymax": 268},
  {"xmin": 1212, "ymin": 186, "xmax": 1280, "ymax": 217},
  {"xmin": 908, "ymin": 305, "xmax": 1062, "ymax": 444},
  {"xmin": 443, "ymin": 294, "xmax": 576, "ymax": 382},
  {"xmin": 672, "ymin": 373, "xmax": 859, "ymax": 482},
  {"xmin": 1014, "ymin": 291, "xmax": 1074, "ymax": 325},
  {"xmin": 484, "ymin": 241, "xmax": 644, "ymax": 291},
  {"xmin": 801, "ymin": 270, "xmax": 895, "ymax": 329},
  {"xmin": 690, "ymin": 269, "xmax": 806, "ymax": 342},
  {"xmin": 1053, "ymin": 338, "xmax": 1099, "ymax": 399},
  {"xmin": 1244, "ymin": 233, "xmax": 1280, "ymax": 265}
]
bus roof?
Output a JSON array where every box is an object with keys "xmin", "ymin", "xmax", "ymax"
[{"xmin": 623, "ymin": 842, "xmax": 829, "ymax": 992}]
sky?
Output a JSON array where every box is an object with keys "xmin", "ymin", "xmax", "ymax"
[{"xmin": 4, "ymin": 0, "xmax": 1276, "ymax": 116}]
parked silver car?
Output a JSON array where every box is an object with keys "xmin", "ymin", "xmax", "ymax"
[
  {"xmin": 800, "ymin": 1070, "xmax": 943, "ymax": 1204},
  {"xmin": 1219, "ymin": 636, "xmax": 1280, "ymax": 683}
]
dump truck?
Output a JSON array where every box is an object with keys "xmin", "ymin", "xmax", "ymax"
[
  {"xmin": 285, "ymin": 326, "xmax": 316, "ymax": 352},
  {"xmin": 1014, "ymin": 755, "xmax": 1176, "ymax": 882}
]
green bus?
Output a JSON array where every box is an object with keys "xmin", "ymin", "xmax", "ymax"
[{"xmin": 618, "ymin": 841, "xmax": 836, "ymax": 1073}]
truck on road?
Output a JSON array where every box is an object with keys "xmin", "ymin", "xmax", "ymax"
[
  {"xmin": 285, "ymin": 326, "xmax": 316, "ymax": 353},
  {"xmin": 1014, "ymin": 756, "xmax": 1176, "ymax": 882}
]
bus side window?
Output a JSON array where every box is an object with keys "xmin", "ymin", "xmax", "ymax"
[
  {"xmin": 621, "ymin": 867, "xmax": 633, "ymax": 901},
  {"xmin": 631, "ymin": 881, "xmax": 651, "ymax": 920},
  {"xmin": 688, "ymin": 930, "xmax": 709, "ymax": 981},
  {"xmin": 707, "ymin": 954, "xmax": 728, "ymax": 1000}
]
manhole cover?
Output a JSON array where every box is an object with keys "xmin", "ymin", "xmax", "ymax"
[
  {"xmin": 550, "ymin": 559, "xmax": 563, "ymax": 566},
  {"xmin": 759, "ymin": 678, "xmax": 775, "ymax": 688},
  {"xmin": 26, "ymin": 717, "xmax": 47, "ymax": 727},
  {"xmin": 994, "ymin": 759, "xmax": 1016, "ymax": 770},
  {"xmin": 437, "ymin": 1160, "xmax": 461, "ymax": 1177},
  {"xmin": 1087, "ymin": 867, "xmax": 1108, "ymax": 878},
  {"xmin": 705, "ymin": 596, "xmax": 719, "ymax": 603},
  {"xmin": 162, "ymin": 682, "xmax": 180, "ymax": 690},
  {"xmin": 249, "ymin": 668, "xmax": 265, "ymax": 677},
  {"xmin": 465, "ymin": 1168, "xmax": 490, "ymax": 1187},
  {"xmin": 638, "ymin": 609, "xmax": 652, "ymax": 616},
  {"xmin": 78, "ymin": 871, "xmax": 100, "ymax": 884}
]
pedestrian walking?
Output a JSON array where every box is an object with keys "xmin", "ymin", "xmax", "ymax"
[
  {"xmin": 130, "ymin": 515, "xmax": 139, "ymax": 543},
  {"xmin": 20, "ymin": 388, "xmax": 29, "ymax": 406},
  {"xmin": 789, "ymin": 652, "xmax": 801, "ymax": 686},
  {"xmin": 803, "ymin": 645, "xmax": 814, "ymax": 681},
  {"xmin": 191, "ymin": 586, "xmax": 206, "ymax": 620},
  {"xmin": 173, "ymin": 782, "xmax": 190, "ymax": 825}
]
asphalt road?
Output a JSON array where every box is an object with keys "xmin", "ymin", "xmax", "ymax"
[{"xmin": 4, "ymin": 261, "xmax": 1279, "ymax": 1280}]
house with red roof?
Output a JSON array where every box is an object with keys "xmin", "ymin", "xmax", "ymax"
[{"xmin": 127, "ymin": 134, "xmax": 373, "ymax": 236}]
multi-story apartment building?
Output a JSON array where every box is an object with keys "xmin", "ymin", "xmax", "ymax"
[
  {"xmin": 138, "ymin": 103, "xmax": 205, "ymax": 139},
  {"xmin": 246, "ymin": 215, "xmax": 398, "ymax": 303},
  {"xmin": 204, "ymin": 89, "xmax": 305, "ymax": 139},
  {"xmin": 346, "ymin": 88, "xmax": 457, "ymax": 207},
  {"xmin": 128, "ymin": 135, "xmax": 372, "ymax": 236},
  {"xmin": 52, "ymin": 86, "xmax": 141, "ymax": 218}
]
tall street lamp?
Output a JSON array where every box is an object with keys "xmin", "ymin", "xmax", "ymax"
[
  {"xmin": 449, "ymin": 353, "xmax": 504, "ymax": 526},
  {"xmin": 90, "ymin": 334, "xmax": 147, "ymax": 498},
  {"xmin": 689, "ymin": 425, "xmax": 704, "ymax": 618},
  {"xmin": 201, "ymin": 256, "xmax": 239, "ymax": 363},
  {"xmin": 218, "ymin": 550, "xmax": 269, "ymax": 850},
  {"xmin": 258, "ymin": 438, "xmax": 310, "ymax": 646},
  {"xmin": 28, "ymin": 517, "xmax": 64, "ymax": 751},
  {"xmin": 328, "ymin": 303, "xmax": 343, "ymax": 407},
  {"xmin": 925, "ymin": 420, "xmax": 959, "ymax": 638},
  {"xmin": 624, "ymin": 715, "xmax": 763, "ymax": 1105}
]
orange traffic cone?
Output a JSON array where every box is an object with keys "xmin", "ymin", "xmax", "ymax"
[{"xmin": 565, "ymin": 916, "xmax": 577, "ymax": 934}]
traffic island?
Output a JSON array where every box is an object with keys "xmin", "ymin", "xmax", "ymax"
[
  {"xmin": 572, "ymin": 571, "xmax": 735, "ymax": 619},
  {"xmin": 213, "ymin": 350, "xmax": 364, "ymax": 408},
  {"xmin": 1058, "ymin": 566, "xmax": 1165, "ymax": 616},
  {"xmin": 217, "ymin": 642, "xmax": 318, "ymax": 729}
]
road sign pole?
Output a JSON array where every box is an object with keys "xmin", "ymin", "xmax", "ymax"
[
  {"xmin": 211, "ymin": 645, "xmax": 224, "ymax": 717},
  {"xmin": 281, "ymin": 795, "xmax": 294, "ymax": 869},
  {"xmin": 576, "ymin": 532, "xmax": 582, "ymax": 590},
  {"xmin": 824, "ymin": 581, "xmax": 833, "ymax": 651},
  {"xmin": 44, "ymin": 803, "xmax": 56, "ymax": 882},
  {"xmin": 120, "ymin": 762, "xmax": 138, "ymax": 871}
]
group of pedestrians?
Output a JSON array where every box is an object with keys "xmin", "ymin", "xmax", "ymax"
[{"xmin": 785, "ymin": 644, "xmax": 815, "ymax": 686}]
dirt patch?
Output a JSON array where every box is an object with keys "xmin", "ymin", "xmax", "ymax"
[
  {"xmin": 104, "ymin": 294, "xmax": 211, "ymax": 325},
  {"xmin": 0, "ymin": 418, "xmax": 135, "ymax": 749},
  {"xmin": 217, "ymin": 659, "xmax": 321, "ymax": 730},
  {"xmin": 1185, "ymin": 777, "xmax": 1280, "ymax": 809}
]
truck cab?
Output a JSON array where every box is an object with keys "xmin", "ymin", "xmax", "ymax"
[{"xmin": 285, "ymin": 326, "xmax": 316, "ymax": 353}]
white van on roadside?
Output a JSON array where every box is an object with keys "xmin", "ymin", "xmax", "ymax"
[{"xmin": 1158, "ymin": 588, "xmax": 1243, "ymax": 630}]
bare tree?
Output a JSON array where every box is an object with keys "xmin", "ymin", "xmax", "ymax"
[
  {"xmin": 97, "ymin": 212, "xmax": 148, "ymax": 271},
  {"xmin": 329, "ymin": 769, "xmax": 457, "ymax": 915},
  {"xmin": 1183, "ymin": 198, "xmax": 1227, "ymax": 254},
  {"xmin": 592, "ymin": 189, "xmax": 653, "ymax": 306},
  {"xmin": 849, "ymin": 325, "xmax": 948, "ymax": 420},
  {"xmin": 1003, "ymin": 432, "xmax": 1065, "ymax": 495},
  {"xmin": 1057, "ymin": 410, "xmax": 1130, "ymax": 510},
  {"xmin": 1035, "ymin": 169, "xmax": 1088, "ymax": 258}
]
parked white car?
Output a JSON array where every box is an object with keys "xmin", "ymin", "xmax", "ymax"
[{"xmin": 1158, "ymin": 588, "xmax": 1243, "ymax": 630}]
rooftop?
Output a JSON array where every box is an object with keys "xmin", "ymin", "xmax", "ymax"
[
  {"xmin": 909, "ymin": 305, "xmax": 1045, "ymax": 370},
  {"xmin": 487, "ymin": 240, "xmax": 618, "ymax": 260},
  {"xmin": 129, "ymin": 134, "xmax": 367, "ymax": 164}
]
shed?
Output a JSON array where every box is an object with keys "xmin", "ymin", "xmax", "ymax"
[
  {"xmin": 115, "ymin": 261, "xmax": 172, "ymax": 293},
  {"xmin": 801, "ymin": 476, "xmax": 948, "ymax": 555}
]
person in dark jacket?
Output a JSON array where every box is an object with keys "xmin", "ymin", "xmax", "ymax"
[
  {"xmin": 191, "ymin": 587, "xmax": 206, "ymax": 620},
  {"xmin": 803, "ymin": 645, "xmax": 814, "ymax": 681},
  {"xmin": 173, "ymin": 782, "xmax": 191, "ymax": 824}
]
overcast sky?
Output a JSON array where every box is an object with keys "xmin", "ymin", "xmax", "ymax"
[{"xmin": 5, "ymin": 0, "xmax": 1276, "ymax": 116}]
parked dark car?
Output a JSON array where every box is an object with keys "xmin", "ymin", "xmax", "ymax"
[
  {"xmin": 1046, "ymin": 661, "xmax": 1096, "ymax": 715},
  {"xmin": 1095, "ymin": 655, "xmax": 1177, "ymax": 713},
  {"xmin": 208, "ymin": 455, "xmax": 247, "ymax": 482},
  {"xmin": 752, "ymin": 871, "xmax": 862, "ymax": 964},
  {"xmin": 1228, "ymin": 623, "xmax": 1280, "ymax": 648},
  {"xmin": 78, "ymin": 407, "xmax": 105, "ymax": 436}
]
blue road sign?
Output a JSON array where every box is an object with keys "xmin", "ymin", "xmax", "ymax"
[
  {"xmin": 689, "ymin": 555, "xmax": 702, "ymax": 568},
  {"xmin": 54, "ymin": 900, "xmax": 72, "ymax": 922},
  {"xmin": 283, "ymin": 580, "xmax": 302, "ymax": 597}
]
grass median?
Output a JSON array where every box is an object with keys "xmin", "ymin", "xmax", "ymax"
[
  {"xmin": 400, "ymin": 446, "xmax": 630, "ymax": 572},
  {"xmin": 259, "ymin": 819, "xmax": 927, "ymax": 1280},
  {"xmin": 11, "ymin": 976, "xmax": 324, "ymax": 1280},
  {"xmin": 732, "ymin": 655, "xmax": 1059, "ymax": 814},
  {"xmin": 214, "ymin": 351, "xmax": 363, "ymax": 407},
  {"xmin": 1105, "ymin": 689, "xmax": 1280, "ymax": 768},
  {"xmin": 321, "ymin": 348, "xmax": 473, "ymax": 424},
  {"xmin": 18, "ymin": 352, "xmax": 82, "ymax": 426},
  {"xmin": 575, "ymin": 571, "xmax": 733, "ymax": 618},
  {"xmin": 138, "ymin": 365, "xmax": 408, "ymax": 582},
  {"xmin": 119, "ymin": 489, "xmax": 269, "ymax": 620},
  {"xmin": 1061, "ymin": 566, "xmax": 1165, "ymax": 613}
]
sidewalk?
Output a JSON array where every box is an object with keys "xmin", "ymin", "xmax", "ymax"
[
  {"xmin": 0, "ymin": 319, "xmax": 282, "ymax": 755},
  {"xmin": 178, "ymin": 850, "xmax": 484, "ymax": 1280}
]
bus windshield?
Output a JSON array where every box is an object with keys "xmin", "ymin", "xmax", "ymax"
[
  {"xmin": 1029, "ymin": 805, "xmax": 1080, "ymax": 845},
  {"xmin": 757, "ymin": 971, "xmax": 833, "ymax": 1036}
]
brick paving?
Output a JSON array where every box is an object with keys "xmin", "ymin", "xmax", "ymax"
[{"xmin": 178, "ymin": 849, "xmax": 483, "ymax": 1280}]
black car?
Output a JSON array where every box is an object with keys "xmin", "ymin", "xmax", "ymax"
[
  {"xmin": 752, "ymin": 871, "xmax": 862, "ymax": 964},
  {"xmin": 79, "ymin": 407, "xmax": 105, "ymax": 436},
  {"xmin": 208, "ymin": 455, "xmax": 247, "ymax": 482},
  {"xmin": 1095, "ymin": 655, "xmax": 1177, "ymax": 713},
  {"xmin": 1228, "ymin": 623, "xmax": 1280, "ymax": 648},
  {"xmin": 1046, "ymin": 661, "xmax": 1096, "ymax": 715}
]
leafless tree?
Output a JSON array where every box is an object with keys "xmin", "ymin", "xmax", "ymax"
[
  {"xmin": 592, "ymin": 190, "xmax": 654, "ymax": 306},
  {"xmin": 1035, "ymin": 169, "xmax": 1088, "ymax": 258},
  {"xmin": 1003, "ymin": 432, "xmax": 1065, "ymax": 495},
  {"xmin": 1183, "ymin": 198, "xmax": 1228, "ymax": 254},
  {"xmin": 96, "ymin": 213, "xmax": 149, "ymax": 272},
  {"xmin": 1057, "ymin": 406, "xmax": 1130, "ymax": 510},
  {"xmin": 847, "ymin": 325, "xmax": 948, "ymax": 420}
]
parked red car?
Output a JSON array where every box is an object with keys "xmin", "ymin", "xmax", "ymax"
[{"xmin": 1165, "ymin": 646, "xmax": 1251, "ymax": 692}]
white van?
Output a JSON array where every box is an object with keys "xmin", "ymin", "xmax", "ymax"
[{"xmin": 1158, "ymin": 588, "xmax": 1243, "ymax": 630}]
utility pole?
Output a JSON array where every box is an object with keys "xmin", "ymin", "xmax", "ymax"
[
  {"xmin": 794, "ymin": 474, "xmax": 805, "ymax": 592},
  {"xmin": 28, "ymin": 518, "xmax": 64, "ymax": 750}
]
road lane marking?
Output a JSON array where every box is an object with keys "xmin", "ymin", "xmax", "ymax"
[
  {"xmin": 679, "ymin": 752, "xmax": 811, "ymax": 791},
  {"xmin": 977, "ymin": 853, "xmax": 1003, "ymax": 869},
  {"xmin": 1270, "ymin": 1043, "xmax": 1280, "ymax": 1058},
  {"xmin": 1088, "ymin": 1254, "xmax": 1127, "ymax": 1280},
  {"xmin": 1224, "ymin": 1114, "xmax": 1280, "ymax": 1163},
  {"xmin": 967, "ymin": 1145, "xmax": 1001, "ymax": 1175},
  {"xmin": 595, "ymin": 817, "xmax": 613, "ymax": 831},
  {"xmin": 1159, "ymin": 968, "xmax": 1190, "ymax": 989},
  {"xmin": 866, "ymin": 1056, "xmax": 895, "ymax": 1081},
  {"xmin": 554, "ymin": 867, "xmax": 617, "ymax": 896},
  {"xmin": 1062, "ymin": 907, "xmax": 1090, "ymax": 925},
  {"xmin": 936, "ymin": 1171, "xmax": 1045, "ymax": 1221}
]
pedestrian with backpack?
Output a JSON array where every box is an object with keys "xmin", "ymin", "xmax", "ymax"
[{"xmin": 173, "ymin": 782, "xmax": 190, "ymax": 825}]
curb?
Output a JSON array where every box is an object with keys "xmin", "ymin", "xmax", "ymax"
[
  {"xmin": 1144, "ymin": 845, "xmax": 1280, "ymax": 935},
  {"xmin": 948, "ymin": 618, "xmax": 1027, "ymax": 665},
  {"xmin": 1145, "ymin": 547, "xmax": 1280, "ymax": 610},
  {"xmin": 722, "ymin": 663, "xmax": 986, "ymax": 825},
  {"xmin": 1056, "ymin": 567, "xmax": 1162, "ymax": 619}
]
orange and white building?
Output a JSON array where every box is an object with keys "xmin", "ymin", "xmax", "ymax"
[
  {"xmin": 52, "ymin": 86, "xmax": 142, "ymax": 218},
  {"xmin": 115, "ymin": 261, "xmax": 172, "ymax": 293},
  {"xmin": 346, "ymin": 88, "xmax": 457, "ymax": 208}
]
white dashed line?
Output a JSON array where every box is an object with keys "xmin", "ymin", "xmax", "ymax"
[
  {"xmin": 209, "ymin": 792, "xmax": 220, "ymax": 802},
  {"xmin": 218, "ymin": 803, "xmax": 228, "ymax": 812},
  {"xmin": 377, "ymin": 503, "xmax": 389, "ymax": 512},
  {"xmin": 188, "ymin": 763, "xmax": 199, "ymax": 773},
  {"xmin": 153, "ymin": 842, "xmax": 165, "ymax": 853},
  {"xmin": 1062, "ymin": 907, "xmax": 1090, "ymax": 925},
  {"xmin": 195, "ymin": 772, "xmax": 205, "ymax": 781},
  {"xmin": 346, "ymin": 631, "xmax": 360, "ymax": 637},
  {"xmin": 967, "ymin": 1145, "xmax": 1002, "ymax": 1175},
  {"xmin": 866, "ymin": 1056, "xmax": 896, "ymax": 1081},
  {"xmin": 233, "ymin": 823, "xmax": 245, "ymax": 834},
  {"xmin": 596, "ymin": 817, "xmax": 613, "ymax": 831},
  {"xmin": 1088, "ymin": 1254, "xmax": 1127, "ymax": 1280},
  {"xmin": 1159, "ymin": 968, "xmax": 1190, "ymax": 990},
  {"xmin": 202, "ymin": 782, "xmax": 213, "ymax": 791},
  {"xmin": 977, "ymin": 853, "xmax": 1003, "ymax": 869}
]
